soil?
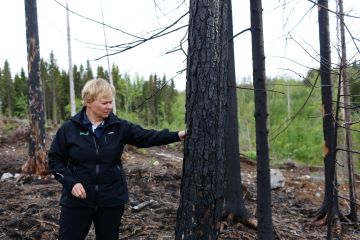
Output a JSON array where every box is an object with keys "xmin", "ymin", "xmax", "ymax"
[{"xmin": 0, "ymin": 118, "xmax": 359, "ymax": 240}]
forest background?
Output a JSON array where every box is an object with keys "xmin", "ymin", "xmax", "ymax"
[{"xmin": 2, "ymin": 57, "xmax": 360, "ymax": 167}]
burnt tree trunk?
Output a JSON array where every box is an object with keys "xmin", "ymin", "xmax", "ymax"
[
  {"xmin": 22, "ymin": 0, "xmax": 47, "ymax": 176},
  {"xmin": 249, "ymin": 0, "xmax": 273, "ymax": 239},
  {"xmin": 175, "ymin": 0, "xmax": 228, "ymax": 239},
  {"xmin": 315, "ymin": 1, "xmax": 341, "ymax": 231},
  {"xmin": 223, "ymin": 0, "xmax": 252, "ymax": 225},
  {"xmin": 338, "ymin": 0, "xmax": 357, "ymax": 222}
]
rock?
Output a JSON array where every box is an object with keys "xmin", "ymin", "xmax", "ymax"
[
  {"xmin": 270, "ymin": 169, "xmax": 285, "ymax": 189},
  {"xmin": 1, "ymin": 172, "xmax": 14, "ymax": 181},
  {"xmin": 299, "ymin": 175, "xmax": 311, "ymax": 180},
  {"xmin": 14, "ymin": 173, "xmax": 21, "ymax": 180}
]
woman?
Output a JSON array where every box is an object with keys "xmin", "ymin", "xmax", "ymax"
[{"xmin": 48, "ymin": 78, "xmax": 185, "ymax": 240}]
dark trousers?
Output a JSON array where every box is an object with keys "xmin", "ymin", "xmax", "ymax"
[{"xmin": 58, "ymin": 205, "xmax": 125, "ymax": 240}]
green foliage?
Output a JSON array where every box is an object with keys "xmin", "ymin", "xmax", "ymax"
[
  {"xmin": 14, "ymin": 94, "xmax": 28, "ymax": 118},
  {"xmin": 243, "ymin": 150, "xmax": 256, "ymax": 160},
  {"xmin": 11, "ymin": 55, "xmax": 360, "ymax": 167},
  {"xmin": 13, "ymin": 69, "xmax": 28, "ymax": 118},
  {"xmin": 0, "ymin": 60, "xmax": 14, "ymax": 116},
  {"xmin": 237, "ymin": 77, "xmax": 324, "ymax": 166},
  {"xmin": 4, "ymin": 122, "xmax": 16, "ymax": 130},
  {"xmin": 349, "ymin": 61, "xmax": 360, "ymax": 107}
]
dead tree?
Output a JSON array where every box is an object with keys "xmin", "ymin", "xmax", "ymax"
[
  {"xmin": 249, "ymin": 0, "xmax": 273, "ymax": 239},
  {"xmin": 338, "ymin": 0, "xmax": 357, "ymax": 223},
  {"xmin": 175, "ymin": 0, "xmax": 228, "ymax": 239},
  {"xmin": 66, "ymin": 3, "xmax": 76, "ymax": 116},
  {"xmin": 22, "ymin": 0, "xmax": 47, "ymax": 176},
  {"xmin": 222, "ymin": 0, "xmax": 256, "ymax": 229},
  {"xmin": 315, "ymin": 1, "xmax": 346, "ymax": 237}
]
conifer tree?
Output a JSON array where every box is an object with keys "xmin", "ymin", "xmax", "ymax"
[
  {"xmin": 175, "ymin": 0, "xmax": 228, "ymax": 238},
  {"xmin": 1, "ymin": 61, "xmax": 14, "ymax": 117},
  {"xmin": 13, "ymin": 69, "xmax": 28, "ymax": 118}
]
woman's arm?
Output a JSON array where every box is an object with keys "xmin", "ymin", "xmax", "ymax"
[{"xmin": 48, "ymin": 125, "xmax": 79, "ymax": 192}]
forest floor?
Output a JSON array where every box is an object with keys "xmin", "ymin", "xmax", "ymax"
[{"xmin": 0, "ymin": 118, "xmax": 360, "ymax": 240}]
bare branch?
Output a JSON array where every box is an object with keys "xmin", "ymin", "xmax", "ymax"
[
  {"xmin": 93, "ymin": 12, "xmax": 189, "ymax": 61},
  {"xmin": 270, "ymin": 72, "xmax": 320, "ymax": 141},
  {"xmin": 52, "ymin": 0, "xmax": 145, "ymax": 40}
]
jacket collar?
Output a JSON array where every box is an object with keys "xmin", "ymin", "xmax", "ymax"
[{"xmin": 71, "ymin": 107, "xmax": 121, "ymax": 127}]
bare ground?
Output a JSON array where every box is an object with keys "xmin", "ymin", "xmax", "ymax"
[{"xmin": 0, "ymin": 118, "xmax": 359, "ymax": 239}]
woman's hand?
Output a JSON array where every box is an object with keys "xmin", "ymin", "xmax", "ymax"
[
  {"xmin": 71, "ymin": 183, "xmax": 87, "ymax": 199},
  {"xmin": 178, "ymin": 130, "xmax": 186, "ymax": 141}
]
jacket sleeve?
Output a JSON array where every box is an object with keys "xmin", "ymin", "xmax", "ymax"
[
  {"xmin": 48, "ymin": 124, "xmax": 79, "ymax": 192},
  {"xmin": 126, "ymin": 122, "xmax": 180, "ymax": 148}
]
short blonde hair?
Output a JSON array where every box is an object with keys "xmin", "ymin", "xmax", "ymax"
[{"xmin": 81, "ymin": 78, "xmax": 115, "ymax": 105}]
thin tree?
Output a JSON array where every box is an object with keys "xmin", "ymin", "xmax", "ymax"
[
  {"xmin": 338, "ymin": 0, "xmax": 357, "ymax": 223},
  {"xmin": 249, "ymin": 0, "xmax": 273, "ymax": 238},
  {"xmin": 315, "ymin": 1, "xmax": 345, "ymax": 237},
  {"xmin": 22, "ymin": 0, "xmax": 47, "ymax": 176},
  {"xmin": 100, "ymin": 0, "xmax": 116, "ymax": 114},
  {"xmin": 66, "ymin": 3, "xmax": 76, "ymax": 116},
  {"xmin": 49, "ymin": 52, "xmax": 58, "ymax": 125},
  {"xmin": 222, "ymin": 0, "xmax": 256, "ymax": 229},
  {"xmin": 175, "ymin": 0, "xmax": 228, "ymax": 239}
]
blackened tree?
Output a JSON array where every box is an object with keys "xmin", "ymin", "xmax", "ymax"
[
  {"xmin": 175, "ymin": 0, "xmax": 228, "ymax": 239},
  {"xmin": 315, "ymin": 0, "xmax": 339, "ymax": 227},
  {"xmin": 22, "ymin": 0, "xmax": 47, "ymax": 176},
  {"xmin": 249, "ymin": 0, "xmax": 273, "ymax": 238},
  {"xmin": 222, "ymin": 0, "xmax": 255, "ymax": 229}
]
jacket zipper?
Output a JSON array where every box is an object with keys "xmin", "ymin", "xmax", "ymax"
[{"xmin": 93, "ymin": 136, "xmax": 100, "ymax": 193}]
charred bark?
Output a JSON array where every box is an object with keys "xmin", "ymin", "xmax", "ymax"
[
  {"xmin": 338, "ymin": 0, "xmax": 357, "ymax": 223},
  {"xmin": 175, "ymin": 1, "xmax": 228, "ymax": 239},
  {"xmin": 315, "ymin": 1, "xmax": 346, "ymax": 238},
  {"xmin": 315, "ymin": 0, "xmax": 339, "ymax": 229},
  {"xmin": 249, "ymin": 0, "xmax": 273, "ymax": 239},
  {"xmin": 22, "ymin": 0, "xmax": 47, "ymax": 176},
  {"xmin": 222, "ymin": 0, "xmax": 255, "ymax": 229}
]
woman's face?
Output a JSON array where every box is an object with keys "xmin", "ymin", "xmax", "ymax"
[{"xmin": 86, "ymin": 95, "xmax": 113, "ymax": 121}]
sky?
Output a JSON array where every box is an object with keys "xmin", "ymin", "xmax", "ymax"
[{"xmin": 0, "ymin": 0, "xmax": 360, "ymax": 91}]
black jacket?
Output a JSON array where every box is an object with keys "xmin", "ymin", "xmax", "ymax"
[{"xmin": 48, "ymin": 107, "xmax": 180, "ymax": 208}]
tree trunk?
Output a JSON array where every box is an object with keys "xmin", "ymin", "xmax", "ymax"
[
  {"xmin": 223, "ymin": 0, "xmax": 251, "ymax": 224},
  {"xmin": 317, "ymin": 0, "xmax": 337, "ymax": 221},
  {"xmin": 22, "ymin": 0, "xmax": 47, "ymax": 176},
  {"xmin": 66, "ymin": 3, "xmax": 76, "ymax": 116},
  {"xmin": 175, "ymin": 1, "xmax": 228, "ymax": 239},
  {"xmin": 315, "ymin": 1, "xmax": 343, "ymax": 238},
  {"xmin": 249, "ymin": 0, "xmax": 273, "ymax": 239},
  {"xmin": 338, "ymin": 0, "xmax": 357, "ymax": 222}
]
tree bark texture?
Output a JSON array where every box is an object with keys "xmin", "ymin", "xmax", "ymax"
[
  {"xmin": 317, "ymin": 1, "xmax": 341, "ymax": 238},
  {"xmin": 318, "ymin": 0, "xmax": 337, "ymax": 220},
  {"xmin": 22, "ymin": 0, "xmax": 47, "ymax": 176},
  {"xmin": 338, "ymin": 0, "xmax": 357, "ymax": 222},
  {"xmin": 249, "ymin": 0, "xmax": 273, "ymax": 239},
  {"xmin": 175, "ymin": 0, "xmax": 228, "ymax": 239},
  {"xmin": 223, "ymin": 0, "xmax": 249, "ymax": 221}
]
